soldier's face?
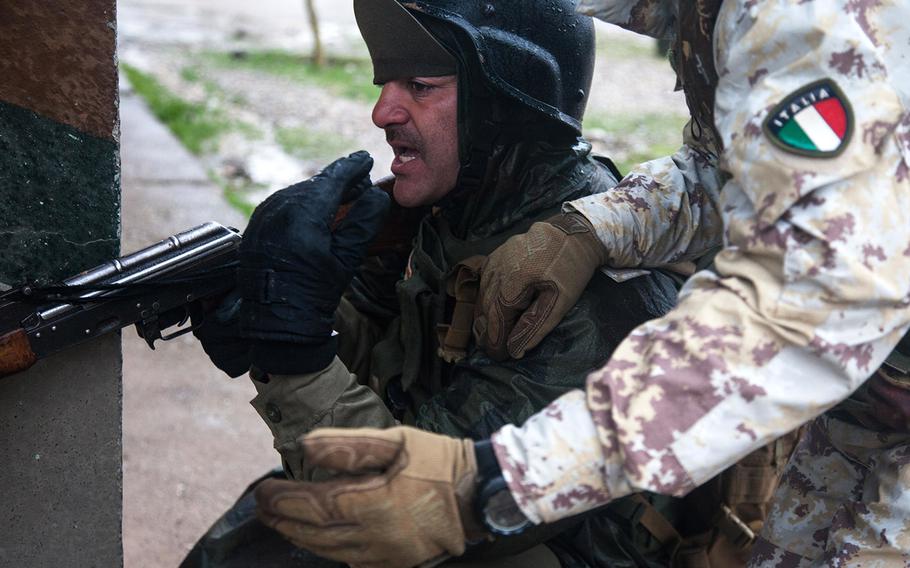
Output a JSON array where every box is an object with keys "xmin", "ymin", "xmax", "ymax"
[{"xmin": 372, "ymin": 75, "xmax": 459, "ymax": 208}]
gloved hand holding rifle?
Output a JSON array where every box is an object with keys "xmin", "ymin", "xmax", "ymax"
[
  {"xmin": 0, "ymin": 151, "xmax": 391, "ymax": 381},
  {"xmin": 0, "ymin": 221, "xmax": 242, "ymax": 379},
  {"xmin": 232, "ymin": 150, "xmax": 390, "ymax": 376}
]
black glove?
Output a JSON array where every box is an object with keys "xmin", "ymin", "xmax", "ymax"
[
  {"xmin": 239, "ymin": 151, "xmax": 390, "ymax": 375},
  {"xmin": 191, "ymin": 288, "xmax": 251, "ymax": 378}
]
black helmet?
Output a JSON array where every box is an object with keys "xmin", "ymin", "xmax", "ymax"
[{"xmin": 355, "ymin": 0, "xmax": 596, "ymax": 135}]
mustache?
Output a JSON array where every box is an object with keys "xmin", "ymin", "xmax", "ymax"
[{"xmin": 386, "ymin": 126, "xmax": 424, "ymax": 153}]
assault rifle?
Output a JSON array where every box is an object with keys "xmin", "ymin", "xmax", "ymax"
[
  {"xmin": 0, "ymin": 222, "xmax": 241, "ymax": 378},
  {"xmin": 0, "ymin": 178, "xmax": 426, "ymax": 380}
]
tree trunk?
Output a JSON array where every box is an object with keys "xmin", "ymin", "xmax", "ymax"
[{"xmin": 304, "ymin": 0, "xmax": 325, "ymax": 67}]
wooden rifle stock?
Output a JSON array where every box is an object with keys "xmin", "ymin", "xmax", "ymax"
[
  {"xmin": 333, "ymin": 176, "xmax": 425, "ymax": 257},
  {"xmin": 0, "ymin": 329, "xmax": 37, "ymax": 378},
  {"xmin": 0, "ymin": 222, "xmax": 241, "ymax": 380}
]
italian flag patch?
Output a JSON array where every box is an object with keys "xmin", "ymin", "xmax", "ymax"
[{"xmin": 764, "ymin": 79, "xmax": 853, "ymax": 158}]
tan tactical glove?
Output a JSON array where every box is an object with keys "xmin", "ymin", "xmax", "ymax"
[
  {"xmin": 474, "ymin": 212, "xmax": 608, "ymax": 361},
  {"xmin": 255, "ymin": 426, "xmax": 484, "ymax": 568}
]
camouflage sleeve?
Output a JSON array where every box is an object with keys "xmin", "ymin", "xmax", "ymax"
[
  {"xmin": 564, "ymin": 134, "xmax": 725, "ymax": 269},
  {"xmin": 493, "ymin": 0, "xmax": 910, "ymax": 524},
  {"xmin": 576, "ymin": 0, "xmax": 674, "ymax": 39}
]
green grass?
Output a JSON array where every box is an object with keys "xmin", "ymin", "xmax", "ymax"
[
  {"xmin": 584, "ymin": 112, "xmax": 687, "ymax": 175},
  {"xmin": 181, "ymin": 64, "xmax": 250, "ymax": 107},
  {"xmin": 275, "ymin": 126, "xmax": 354, "ymax": 161},
  {"xmin": 224, "ymin": 187, "xmax": 257, "ymax": 217},
  {"xmin": 180, "ymin": 66, "xmax": 201, "ymax": 83},
  {"xmin": 207, "ymin": 168, "xmax": 261, "ymax": 218},
  {"xmin": 596, "ymin": 34, "xmax": 666, "ymax": 60},
  {"xmin": 122, "ymin": 63, "xmax": 232, "ymax": 155},
  {"xmin": 207, "ymin": 50, "xmax": 379, "ymax": 102}
]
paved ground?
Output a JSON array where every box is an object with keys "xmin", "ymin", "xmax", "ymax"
[
  {"xmin": 116, "ymin": 5, "xmax": 367, "ymax": 565},
  {"xmin": 120, "ymin": 79, "xmax": 278, "ymax": 567}
]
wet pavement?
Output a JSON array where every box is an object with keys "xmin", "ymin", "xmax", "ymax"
[
  {"xmin": 120, "ymin": 76, "xmax": 278, "ymax": 567},
  {"xmin": 117, "ymin": 5, "xmax": 368, "ymax": 564}
]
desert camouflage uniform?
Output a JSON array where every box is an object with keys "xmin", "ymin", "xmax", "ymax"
[{"xmin": 492, "ymin": 0, "xmax": 910, "ymax": 565}]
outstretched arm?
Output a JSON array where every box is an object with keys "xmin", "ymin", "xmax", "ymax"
[
  {"xmin": 566, "ymin": 133, "xmax": 724, "ymax": 269},
  {"xmin": 475, "ymin": 125, "xmax": 725, "ymax": 360},
  {"xmin": 494, "ymin": 0, "xmax": 910, "ymax": 522}
]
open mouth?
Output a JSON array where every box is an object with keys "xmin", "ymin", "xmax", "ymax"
[{"xmin": 393, "ymin": 145, "xmax": 419, "ymax": 164}]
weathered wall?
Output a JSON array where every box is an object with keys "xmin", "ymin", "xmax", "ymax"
[{"xmin": 0, "ymin": 3, "xmax": 122, "ymax": 566}]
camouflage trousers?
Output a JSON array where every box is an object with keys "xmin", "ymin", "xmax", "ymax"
[{"xmin": 748, "ymin": 413, "xmax": 910, "ymax": 567}]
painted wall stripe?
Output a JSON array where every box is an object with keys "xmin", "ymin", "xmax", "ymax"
[{"xmin": 794, "ymin": 105, "xmax": 841, "ymax": 152}]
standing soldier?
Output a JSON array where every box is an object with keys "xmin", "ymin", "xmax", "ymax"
[{"xmin": 254, "ymin": 1, "xmax": 910, "ymax": 567}]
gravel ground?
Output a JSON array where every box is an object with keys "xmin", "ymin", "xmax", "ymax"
[{"xmin": 590, "ymin": 31, "xmax": 684, "ymax": 117}]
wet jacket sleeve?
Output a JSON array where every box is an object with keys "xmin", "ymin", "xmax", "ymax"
[
  {"xmin": 564, "ymin": 126, "xmax": 725, "ymax": 268},
  {"xmin": 249, "ymin": 296, "xmax": 396, "ymax": 480},
  {"xmin": 492, "ymin": 0, "xmax": 910, "ymax": 524}
]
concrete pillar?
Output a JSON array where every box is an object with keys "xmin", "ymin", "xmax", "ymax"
[{"xmin": 0, "ymin": 3, "xmax": 122, "ymax": 566}]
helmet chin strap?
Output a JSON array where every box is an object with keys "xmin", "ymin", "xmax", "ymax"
[
  {"xmin": 445, "ymin": 113, "xmax": 497, "ymax": 238},
  {"xmin": 434, "ymin": 38, "xmax": 500, "ymax": 237},
  {"xmin": 424, "ymin": 17, "xmax": 577, "ymax": 237},
  {"xmin": 458, "ymin": 117, "xmax": 498, "ymax": 192},
  {"xmin": 447, "ymin": 103, "xmax": 578, "ymax": 238}
]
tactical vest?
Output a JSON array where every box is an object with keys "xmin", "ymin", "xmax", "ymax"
[
  {"xmin": 366, "ymin": 150, "xmax": 626, "ymax": 422},
  {"xmin": 376, "ymin": 210, "xmax": 794, "ymax": 568},
  {"xmin": 368, "ymin": 203, "xmax": 567, "ymax": 419}
]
